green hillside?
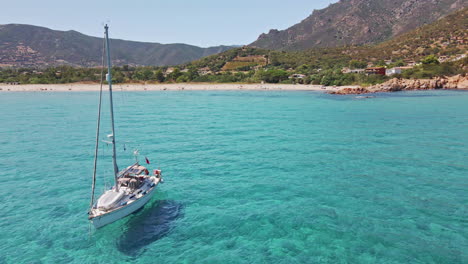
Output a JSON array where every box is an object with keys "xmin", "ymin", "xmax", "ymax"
[{"xmin": 0, "ymin": 24, "xmax": 235, "ymax": 67}]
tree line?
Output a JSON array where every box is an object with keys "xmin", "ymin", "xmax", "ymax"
[{"xmin": 1, "ymin": 52, "xmax": 465, "ymax": 86}]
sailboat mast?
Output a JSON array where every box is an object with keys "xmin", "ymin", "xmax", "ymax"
[
  {"xmin": 89, "ymin": 36, "xmax": 107, "ymax": 212},
  {"xmin": 104, "ymin": 25, "xmax": 119, "ymax": 191}
]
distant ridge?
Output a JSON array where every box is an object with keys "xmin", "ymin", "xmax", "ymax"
[
  {"xmin": 250, "ymin": 0, "xmax": 468, "ymax": 51},
  {"xmin": 187, "ymin": 7, "xmax": 467, "ymax": 73},
  {"xmin": 0, "ymin": 24, "xmax": 236, "ymax": 67}
]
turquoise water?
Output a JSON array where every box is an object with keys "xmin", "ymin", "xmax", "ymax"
[{"xmin": 0, "ymin": 90, "xmax": 467, "ymax": 263}]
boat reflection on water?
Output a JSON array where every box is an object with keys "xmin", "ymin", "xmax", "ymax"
[{"xmin": 117, "ymin": 200, "xmax": 184, "ymax": 256}]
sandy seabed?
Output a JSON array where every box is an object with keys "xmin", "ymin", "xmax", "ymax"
[{"xmin": 0, "ymin": 83, "xmax": 359, "ymax": 92}]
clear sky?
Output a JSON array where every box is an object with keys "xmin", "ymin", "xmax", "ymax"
[{"xmin": 1, "ymin": 0, "xmax": 338, "ymax": 47}]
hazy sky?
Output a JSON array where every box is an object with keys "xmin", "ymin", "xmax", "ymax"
[{"xmin": 1, "ymin": 0, "xmax": 337, "ymax": 47}]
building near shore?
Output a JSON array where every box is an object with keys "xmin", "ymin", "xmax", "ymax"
[
  {"xmin": 365, "ymin": 67, "xmax": 386, "ymax": 75},
  {"xmin": 164, "ymin": 67, "xmax": 175, "ymax": 76},
  {"xmin": 289, "ymin": 74, "xmax": 306, "ymax": 79},
  {"xmin": 197, "ymin": 67, "xmax": 212, "ymax": 76},
  {"xmin": 386, "ymin": 66, "xmax": 414, "ymax": 76},
  {"xmin": 342, "ymin": 68, "xmax": 365, "ymax": 74},
  {"xmin": 405, "ymin": 60, "xmax": 417, "ymax": 66},
  {"xmin": 438, "ymin": 56, "xmax": 449, "ymax": 62}
]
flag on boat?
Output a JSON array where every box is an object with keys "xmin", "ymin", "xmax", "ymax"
[{"xmin": 145, "ymin": 157, "xmax": 150, "ymax": 164}]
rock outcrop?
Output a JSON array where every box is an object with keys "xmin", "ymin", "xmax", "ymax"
[
  {"xmin": 329, "ymin": 75, "xmax": 468, "ymax": 95},
  {"xmin": 367, "ymin": 75, "xmax": 468, "ymax": 92},
  {"xmin": 329, "ymin": 87, "xmax": 371, "ymax": 95},
  {"xmin": 445, "ymin": 74, "xmax": 468, "ymax": 89}
]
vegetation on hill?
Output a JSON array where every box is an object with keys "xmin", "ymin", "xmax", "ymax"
[
  {"xmin": 398, "ymin": 57, "xmax": 467, "ymax": 79},
  {"xmin": 374, "ymin": 6, "xmax": 467, "ymax": 59},
  {"xmin": 0, "ymin": 24, "xmax": 235, "ymax": 68},
  {"xmin": 180, "ymin": 7, "xmax": 467, "ymax": 85},
  {"xmin": 2, "ymin": 56, "xmax": 464, "ymax": 86}
]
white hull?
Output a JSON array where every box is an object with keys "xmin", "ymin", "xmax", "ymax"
[{"xmin": 91, "ymin": 183, "xmax": 157, "ymax": 228}]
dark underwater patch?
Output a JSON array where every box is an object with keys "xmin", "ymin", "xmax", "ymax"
[{"xmin": 116, "ymin": 200, "xmax": 184, "ymax": 256}]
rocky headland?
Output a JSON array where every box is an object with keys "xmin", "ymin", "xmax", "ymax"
[{"xmin": 329, "ymin": 75, "xmax": 468, "ymax": 95}]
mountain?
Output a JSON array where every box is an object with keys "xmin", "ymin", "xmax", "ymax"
[
  {"xmin": 374, "ymin": 7, "xmax": 467, "ymax": 59},
  {"xmin": 188, "ymin": 7, "xmax": 468, "ymax": 72},
  {"xmin": 250, "ymin": 0, "xmax": 468, "ymax": 51},
  {"xmin": 0, "ymin": 24, "xmax": 235, "ymax": 68},
  {"xmin": 2, "ymin": 8, "xmax": 466, "ymax": 85}
]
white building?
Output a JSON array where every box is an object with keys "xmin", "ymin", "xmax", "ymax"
[
  {"xmin": 289, "ymin": 74, "xmax": 306, "ymax": 79},
  {"xmin": 197, "ymin": 67, "xmax": 212, "ymax": 76},
  {"xmin": 386, "ymin": 66, "xmax": 414, "ymax": 76},
  {"xmin": 386, "ymin": 68, "xmax": 401, "ymax": 75},
  {"xmin": 164, "ymin": 67, "xmax": 175, "ymax": 76},
  {"xmin": 450, "ymin": 53, "xmax": 467, "ymax": 62},
  {"xmin": 342, "ymin": 68, "xmax": 365, "ymax": 74}
]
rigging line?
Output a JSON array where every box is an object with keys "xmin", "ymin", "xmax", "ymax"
[
  {"xmin": 89, "ymin": 34, "xmax": 107, "ymax": 212},
  {"xmin": 88, "ymin": 221, "xmax": 93, "ymax": 240},
  {"xmin": 105, "ymin": 25, "xmax": 120, "ymax": 190}
]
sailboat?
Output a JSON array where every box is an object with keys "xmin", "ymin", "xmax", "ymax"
[{"xmin": 88, "ymin": 25, "xmax": 163, "ymax": 229}]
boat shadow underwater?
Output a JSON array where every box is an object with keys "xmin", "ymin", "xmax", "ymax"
[{"xmin": 116, "ymin": 200, "xmax": 184, "ymax": 256}]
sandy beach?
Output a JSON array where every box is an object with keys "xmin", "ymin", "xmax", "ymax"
[{"xmin": 0, "ymin": 83, "xmax": 359, "ymax": 92}]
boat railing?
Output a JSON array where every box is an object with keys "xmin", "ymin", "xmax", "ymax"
[{"xmin": 117, "ymin": 162, "xmax": 139, "ymax": 178}]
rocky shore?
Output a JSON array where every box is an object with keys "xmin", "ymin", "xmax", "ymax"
[{"xmin": 329, "ymin": 75, "xmax": 468, "ymax": 95}]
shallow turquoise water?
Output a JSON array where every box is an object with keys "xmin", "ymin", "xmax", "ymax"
[{"xmin": 0, "ymin": 90, "xmax": 467, "ymax": 263}]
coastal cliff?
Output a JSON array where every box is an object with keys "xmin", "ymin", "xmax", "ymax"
[{"xmin": 330, "ymin": 75, "xmax": 468, "ymax": 94}]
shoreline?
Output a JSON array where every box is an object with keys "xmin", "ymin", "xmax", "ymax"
[
  {"xmin": 0, "ymin": 83, "xmax": 358, "ymax": 92},
  {"xmin": 1, "ymin": 80, "xmax": 465, "ymax": 94}
]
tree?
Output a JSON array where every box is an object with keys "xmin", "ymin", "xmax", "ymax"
[
  {"xmin": 141, "ymin": 68, "xmax": 154, "ymax": 80},
  {"xmin": 186, "ymin": 67, "xmax": 199, "ymax": 81},
  {"xmin": 168, "ymin": 68, "xmax": 182, "ymax": 81},
  {"xmin": 255, "ymin": 69, "xmax": 289, "ymax": 83},
  {"xmin": 155, "ymin": 70, "xmax": 165, "ymax": 82},
  {"xmin": 320, "ymin": 74, "xmax": 334, "ymax": 86},
  {"xmin": 394, "ymin": 60, "xmax": 405, "ymax": 67},
  {"xmin": 421, "ymin": 55, "xmax": 440, "ymax": 65},
  {"xmin": 349, "ymin": 60, "xmax": 367, "ymax": 69},
  {"xmin": 296, "ymin": 64, "xmax": 310, "ymax": 74},
  {"xmin": 374, "ymin": 60, "xmax": 387, "ymax": 67},
  {"xmin": 112, "ymin": 71, "xmax": 125, "ymax": 83},
  {"xmin": 176, "ymin": 75, "xmax": 189, "ymax": 83}
]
